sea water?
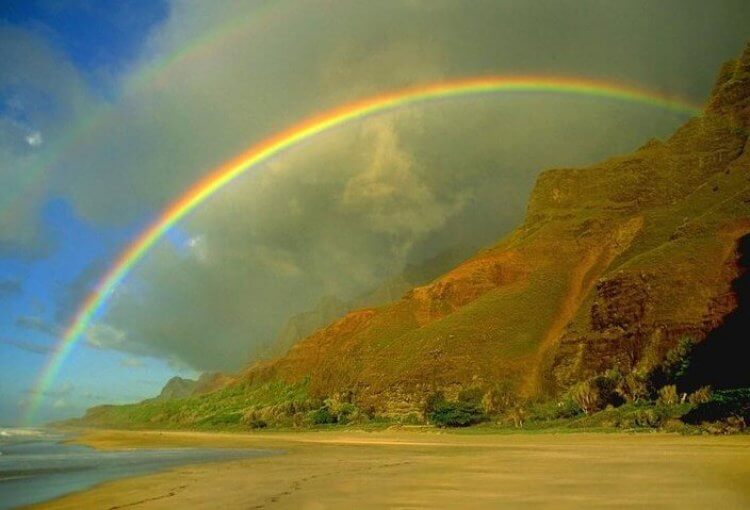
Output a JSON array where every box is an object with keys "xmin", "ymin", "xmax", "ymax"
[{"xmin": 0, "ymin": 427, "xmax": 275, "ymax": 509}]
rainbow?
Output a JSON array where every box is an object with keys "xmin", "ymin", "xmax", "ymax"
[{"xmin": 25, "ymin": 75, "xmax": 702, "ymax": 424}]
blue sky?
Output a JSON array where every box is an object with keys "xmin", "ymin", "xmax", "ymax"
[
  {"xmin": 0, "ymin": 0, "xmax": 195, "ymax": 425},
  {"xmin": 0, "ymin": 1, "xmax": 748, "ymax": 426},
  {"xmin": 1, "ymin": 0, "xmax": 168, "ymax": 82}
]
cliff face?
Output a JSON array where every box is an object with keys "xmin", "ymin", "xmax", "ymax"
[
  {"xmin": 548, "ymin": 45, "xmax": 750, "ymax": 391},
  {"xmin": 260, "ymin": 245, "xmax": 476, "ymax": 360},
  {"xmin": 240, "ymin": 44, "xmax": 750, "ymax": 413}
]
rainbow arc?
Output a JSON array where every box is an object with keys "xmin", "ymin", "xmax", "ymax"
[{"xmin": 25, "ymin": 75, "xmax": 702, "ymax": 424}]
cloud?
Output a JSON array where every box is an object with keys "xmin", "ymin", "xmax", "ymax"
[
  {"xmin": 0, "ymin": 337, "xmax": 53, "ymax": 355},
  {"xmin": 185, "ymin": 235, "xmax": 208, "ymax": 263},
  {"xmin": 340, "ymin": 117, "xmax": 468, "ymax": 242},
  {"xmin": 0, "ymin": 25, "xmax": 91, "ymax": 257},
  {"xmin": 15, "ymin": 315, "xmax": 61, "ymax": 337},
  {"xmin": 119, "ymin": 356, "xmax": 145, "ymax": 368},
  {"xmin": 85, "ymin": 323, "xmax": 127, "ymax": 349},
  {"xmin": 52, "ymin": 398, "xmax": 69, "ymax": 409},
  {"xmin": 8, "ymin": 1, "xmax": 750, "ymax": 371},
  {"xmin": 25, "ymin": 131, "xmax": 43, "ymax": 147}
]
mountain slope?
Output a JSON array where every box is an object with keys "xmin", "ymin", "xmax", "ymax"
[
  {"xmin": 75, "ymin": 44, "xmax": 750, "ymax": 427},
  {"xmin": 260, "ymin": 245, "xmax": 477, "ymax": 359},
  {"xmin": 243, "ymin": 44, "xmax": 750, "ymax": 413}
]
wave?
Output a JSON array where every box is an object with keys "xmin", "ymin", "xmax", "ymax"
[{"xmin": 0, "ymin": 428, "xmax": 59, "ymax": 446}]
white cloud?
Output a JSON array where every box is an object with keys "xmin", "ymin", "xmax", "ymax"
[
  {"xmin": 185, "ymin": 235, "xmax": 208, "ymax": 262},
  {"xmin": 86, "ymin": 323, "xmax": 127, "ymax": 349},
  {"xmin": 119, "ymin": 356, "xmax": 145, "ymax": 368},
  {"xmin": 25, "ymin": 131, "xmax": 43, "ymax": 147}
]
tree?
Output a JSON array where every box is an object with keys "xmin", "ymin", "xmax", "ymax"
[
  {"xmin": 422, "ymin": 390, "xmax": 445, "ymax": 421},
  {"xmin": 657, "ymin": 385, "xmax": 679, "ymax": 405},
  {"xmin": 428, "ymin": 400, "xmax": 484, "ymax": 427},
  {"xmin": 481, "ymin": 381, "xmax": 515, "ymax": 415},
  {"xmin": 570, "ymin": 380, "xmax": 600, "ymax": 414}
]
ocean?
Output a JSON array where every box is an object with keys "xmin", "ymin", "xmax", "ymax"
[{"xmin": 0, "ymin": 427, "xmax": 276, "ymax": 509}]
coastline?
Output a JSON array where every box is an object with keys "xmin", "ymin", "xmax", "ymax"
[{"xmin": 27, "ymin": 429, "xmax": 750, "ymax": 509}]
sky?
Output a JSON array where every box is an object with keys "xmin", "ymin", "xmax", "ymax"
[{"xmin": 0, "ymin": 0, "xmax": 748, "ymax": 425}]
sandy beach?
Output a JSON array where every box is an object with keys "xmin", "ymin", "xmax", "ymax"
[{"xmin": 26, "ymin": 429, "xmax": 750, "ymax": 509}]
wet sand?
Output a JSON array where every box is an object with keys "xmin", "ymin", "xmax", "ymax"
[{"xmin": 29, "ymin": 429, "xmax": 750, "ymax": 509}]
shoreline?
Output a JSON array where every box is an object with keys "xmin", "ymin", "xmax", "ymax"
[{"xmin": 26, "ymin": 429, "xmax": 750, "ymax": 509}]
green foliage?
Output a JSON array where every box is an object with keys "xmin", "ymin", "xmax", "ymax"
[
  {"xmin": 615, "ymin": 369, "xmax": 651, "ymax": 403},
  {"xmin": 249, "ymin": 417, "xmax": 268, "ymax": 429},
  {"xmin": 688, "ymin": 386, "xmax": 712, "ymax": 405},
  {"xmin": 457, "ymin": 387, "xmax": 484, "ymax": 406},
  {"xmin": 422, "ymin": 390, "xmax": 445, "ymax": 421},
  {"xmin": 398, "ymin": 412, "xmax": 424, "ymax": 425},
  {"xmin": 651, "ymin": 338, "xmax": 697, "ymax": 390},
  {"xmin": 569, "ymin": 381, "xmax": 599, "ymax": 414},
  {"xmin": 683, "ymin": 388, "xmax": 750, "ymax": 425},
  {"xmin": 698, "ymin": 416, "xmax": 747, "ymax": 435},
  {"xmin": 428, "ymin": 400, "xmax": 485, "ymax": 428},
  {"xmin": 526, "ymin": 397, "xmax": 581, "ymax": 421},
  {"xmin": 568, "ymin": 371, "xmax": 624, "ymax": 414},
  {"xmin": 481, "ymin": 381, "xmax": 516, "ymax": 415},
  {"xmin": 309, "ymin": 406, "xmax": 337, "ymax": 425},
  {"xmin": 657, "ymin": 385, "xmax": 680, "ymax": 406}
]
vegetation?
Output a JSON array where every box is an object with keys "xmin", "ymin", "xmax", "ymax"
[
  {"xmin": 425, "ymin": 390, "xmax": 485, "ymax": 428},
  {"xmin": 69, "ymin": 336, "xmax": 749, "ymax": 435}
]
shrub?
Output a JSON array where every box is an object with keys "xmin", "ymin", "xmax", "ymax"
[
  {"xmin": 428, "ymin": 400, "xmax": 484, "ymax": 428},
  {"xmin": 658, "ymin": 385, "xmax": 679, "ymax": 406},
  {"xmin": 570, "ymin": 380, "xmax": 600, "ymax": 414},
  {"xmin": 457, "ymin": 387, "xmax": 484, "ymax": 406},
  {"xmin": 422, "ymin": 391, "xmax": 446, "ymax": 421},
  {"xmin": 598, "ymin": 370, "xmax": 627, "ymax": 407},
  {"xmin": 616, "ymin": 369, "xmax": 651, "ymax": 403},
  {"xmin": 309, "ymin": 406, "xmax": 337, "ymax": 425},
  {"xmin": 333, "ymin": 403, "xmax": 358, "ymax": 424},
  {"xmin": 526, "ymin": 397, "xmax": 580, "ymax": 421},
  {"xmin": 481, "ymin": 382, "xmax": 515, "ymax": 415},
  {"xmin": 399, "ymin": 412, "xmax": 424, "ymax": 425},
  {"xmin": 699, "ymin": 416, "xmax": 747, "ymax": 435},
  {"xmin": 634, "ymin": 408, "xmax": 662, "ymax": 428},
  {"xmin": 662, "ymin": 419, "xmax": 689, "ymax": 434},
  {"xmin": 249, "ymin": 417, "xmax": 268, "ymax": 429},
  {"xmin": 509, "ymin": 406, "xmax": 526, "ymax": 428},
  {"xmin": 292, "ymin": 412, "xmax": 305, "ymax": 428},
  {"xmin": 569, "ymin": 373, "xmax": 624, "ymax": 415},
  {"xmin": 688, "ymin": 386, "xmax": 712, "ymax": 405},
  {"xmin": 649, "ymin": 338, "xmax": 697, "ymax": 389},
  {"xmin": 683, "ymin": 388, "xmax": 750, "ymax": 425}
]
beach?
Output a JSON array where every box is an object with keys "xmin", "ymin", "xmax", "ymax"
[{"xmin": 27, "ymin": 429, "xmax": 750, "ymax": 509}]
